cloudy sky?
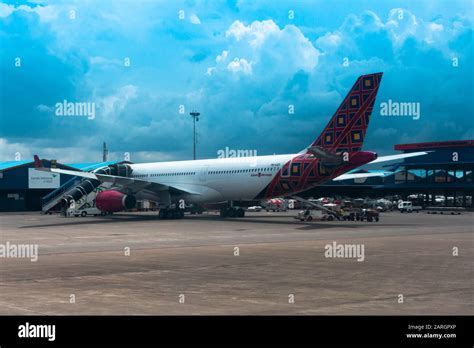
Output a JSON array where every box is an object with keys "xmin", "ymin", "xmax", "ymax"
[{"xmin": 0, "ymin": 0, "xmax": 472, "ymax": 163}]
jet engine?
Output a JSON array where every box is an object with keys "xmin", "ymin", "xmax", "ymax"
[{"xmin": 95, "ymin": 190, "xmax": 136, "ymax": 213}]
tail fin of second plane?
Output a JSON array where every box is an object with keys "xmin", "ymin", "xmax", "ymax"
[
  {"xmin": 307, "ymin": 72, "xmax": 383, "ymax": 154},
  {"xmin": 33, "ymin": 155, "xmax": 43, "ymax": 168}
]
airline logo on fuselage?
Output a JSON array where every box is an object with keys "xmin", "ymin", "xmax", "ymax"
[{"xmin": 251, "ymin": 173, "xmax": 272, "ymax": 177}]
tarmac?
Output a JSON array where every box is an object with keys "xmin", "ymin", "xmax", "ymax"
[{"xmin": 0, "ymin": 210, "xmax": 472, "ymax": 314}]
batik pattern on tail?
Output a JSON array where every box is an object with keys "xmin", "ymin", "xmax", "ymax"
[
  {"xmin": 310, "ymin": 72, "xmax": 383, "ymax": 154},
  {"xmin": 255, "ymin": 73, "xmax": 383, "ymax": 199}
]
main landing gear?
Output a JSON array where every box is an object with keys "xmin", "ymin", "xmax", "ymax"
[
  {"xmin": 158, "ymin": 208, "xmax": 184, "ymax": 219},
  {"xmin": 220, "ymin": 207, "xmax": 245, "ymax": 218}
]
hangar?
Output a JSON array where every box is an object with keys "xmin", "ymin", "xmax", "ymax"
[{"xmin": 0, "ymin": 159, "xmax": 125, "ymax": 212}]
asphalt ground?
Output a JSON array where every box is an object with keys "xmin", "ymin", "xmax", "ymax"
[{"xmin": 0, "ymin": 210, "xmax": 472, "ymax": 314}]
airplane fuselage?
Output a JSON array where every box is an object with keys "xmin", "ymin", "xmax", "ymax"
[{"xmin": 129, "ymin": 151, "xmax": 376, "ymax": 205}]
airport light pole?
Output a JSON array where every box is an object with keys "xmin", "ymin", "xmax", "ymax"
[
  {"xmin": 103, "ymin": 142, "xmax": 108, "ymax": 162},
  {"xmin": 189, "ymin": 111, "xmax": 200, "ymax": 160}
]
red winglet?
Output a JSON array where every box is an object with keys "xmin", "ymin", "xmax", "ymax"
[{"xmin": 33, "ymin": 155, "xmax": 43, "ymax": 168}]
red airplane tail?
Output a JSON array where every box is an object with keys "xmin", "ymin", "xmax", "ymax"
[
  {"xmin": 33, "ymin": 155, "xmax": 43, "ymax": 168},
  {"xmin": 308, "ymin": 72, "xmax": 383, "ymax": 154}
]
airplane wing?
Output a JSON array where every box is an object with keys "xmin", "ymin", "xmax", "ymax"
[
  {"xmin": 369, "ymin": 151, "xmax": 429, "ymax": 164},
  {"xmin": 33, "ymin": 156, "xmax": 200, "ymax": 196},
  {"xmin": 332, "ymin": 151, "xmax": 429, "ymax": 181},
  {"xmin": 333, "ymin": 172, "xmax": 390, "ymax": 181}
]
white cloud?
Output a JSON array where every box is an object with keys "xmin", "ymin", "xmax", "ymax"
[
  {"xmin": 315, "ymin": 8, "xmax": 467, "ymax": 58},
  {"xmin": 0, "ymin": 138, "xmax": 29, "ymax": 161},
  {"xmin": 226, "ymin": 19, "xmax": 279, "ymax": 47},
  {"xmin": 227, "ymin": 58, "xmax": 252, "ymax": 75},
  {"xmin": 36, "ymin": 104, "xmax": 53, "ymax": 113},
  {"xmin": 322, "ymin": 33, "xmax": 342, "ymax": 45},
  {"xmin": 429, "ymin": 22, "xmax": 444, "ymax": 31},
  {"xmin": 216, "ymin": 20, "xmax": 319, "ymax": 76},
  {"xmin": 98, "ymin": 85, "xmax": 138, "ymax": 118},
  {"xmin": 90, "ymin": 56, "xmax": 122, "ymax": 66},
  {"xmin": 189, "ymin": 13, "xmax": 201, "ymax": 25},
  {"xmin": 216, "ymin": 50, "xmax": 229, "ymax": 63},
  {"xmin": 29, "ymin": 4, "xmax": 59, "ymax": 22},
  {"xmin": 0, "ymin": 136, "xmax": 182, "ymax": 163},
  {"xmin": 225, "ymin": 20, "xmax": 249, "ymax": 41},
  {"xmin": 0, "ymin": 3, "xmax": 15, "ymax": 18},
  {"xmin": 0, "ymin": 4, "xmax": 59, "ymax": 22},
  {"xmin": 206, "ymin": 67, "xmax": 216, "ymax": 75},
  {"xmin": 347, "ymin": 10, "xmax": 385, "ymax": 32},
  {"xmin": 0, "ymin": 137, "xmax": 94, "ymax": 163},
  {"xmin": 386, "ymin": 8, "xmax": 419, "ymax": 47}
]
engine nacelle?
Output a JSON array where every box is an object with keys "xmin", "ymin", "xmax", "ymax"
[
  {"xmin": 348, "ymin": 151, "xmax": 378, "ymax": 167},
  {"xmin": 95, "ymin": 190, "xmax": 136, "ymax": 213}
]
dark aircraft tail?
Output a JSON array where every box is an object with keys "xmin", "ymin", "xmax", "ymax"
[{"xmin": 307, "ymin": 72, "xmax": 383, "ymax": 154}]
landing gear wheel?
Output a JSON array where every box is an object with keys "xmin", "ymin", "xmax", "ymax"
[
  {"xmin": 220, "ymin": 207, "xmax": 245, "ymax": 218},
  {"xmin": 173, "ymin": 210, "xmax": 184, "ymax": 219},
  {"xmin": 81, "ymin": 211, "xmax": 87, "ymax": 217}
]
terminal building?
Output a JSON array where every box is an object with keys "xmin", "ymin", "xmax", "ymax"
[
  {"xmin": 0, "ymin": 140, "xmax": 473, "ymax": 212},
  {"xmin": 0, "ymin": 160, "xmax": 125, "ymax": 212},
  {"xmin": 309, "ymin": 140, "xmax": 474, "ymax": 207}
]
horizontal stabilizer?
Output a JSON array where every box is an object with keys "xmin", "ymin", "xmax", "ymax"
[
  {"xmin": 369, "ymin": 151, "xmax": 429, "ymax": 164},
  {"xmin": 333, "ymin": 172, "xmax": 390, "ymax": 181}
]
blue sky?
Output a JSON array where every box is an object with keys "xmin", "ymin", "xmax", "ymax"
[{"xmin": 0, "ymin": 0, "xmax": 472, "ymax": 163}]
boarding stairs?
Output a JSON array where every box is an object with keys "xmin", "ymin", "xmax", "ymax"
[{"xmin": 41, "ymin": 163, "xmax": 132, "ymax": 214}]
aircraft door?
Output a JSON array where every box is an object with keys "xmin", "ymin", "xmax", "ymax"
[{"xmin": 199, "ymin": 165, "xmax": 209, "ymax": 182}]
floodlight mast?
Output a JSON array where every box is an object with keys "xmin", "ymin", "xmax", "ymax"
[{"xmin": 189, "ymin": 111, "xmax": 200, "ymax": 160}]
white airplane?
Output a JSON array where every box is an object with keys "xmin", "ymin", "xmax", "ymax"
[{"xmin": 35, "ymin": 73, "xmax": 427, "ymax": 219}]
